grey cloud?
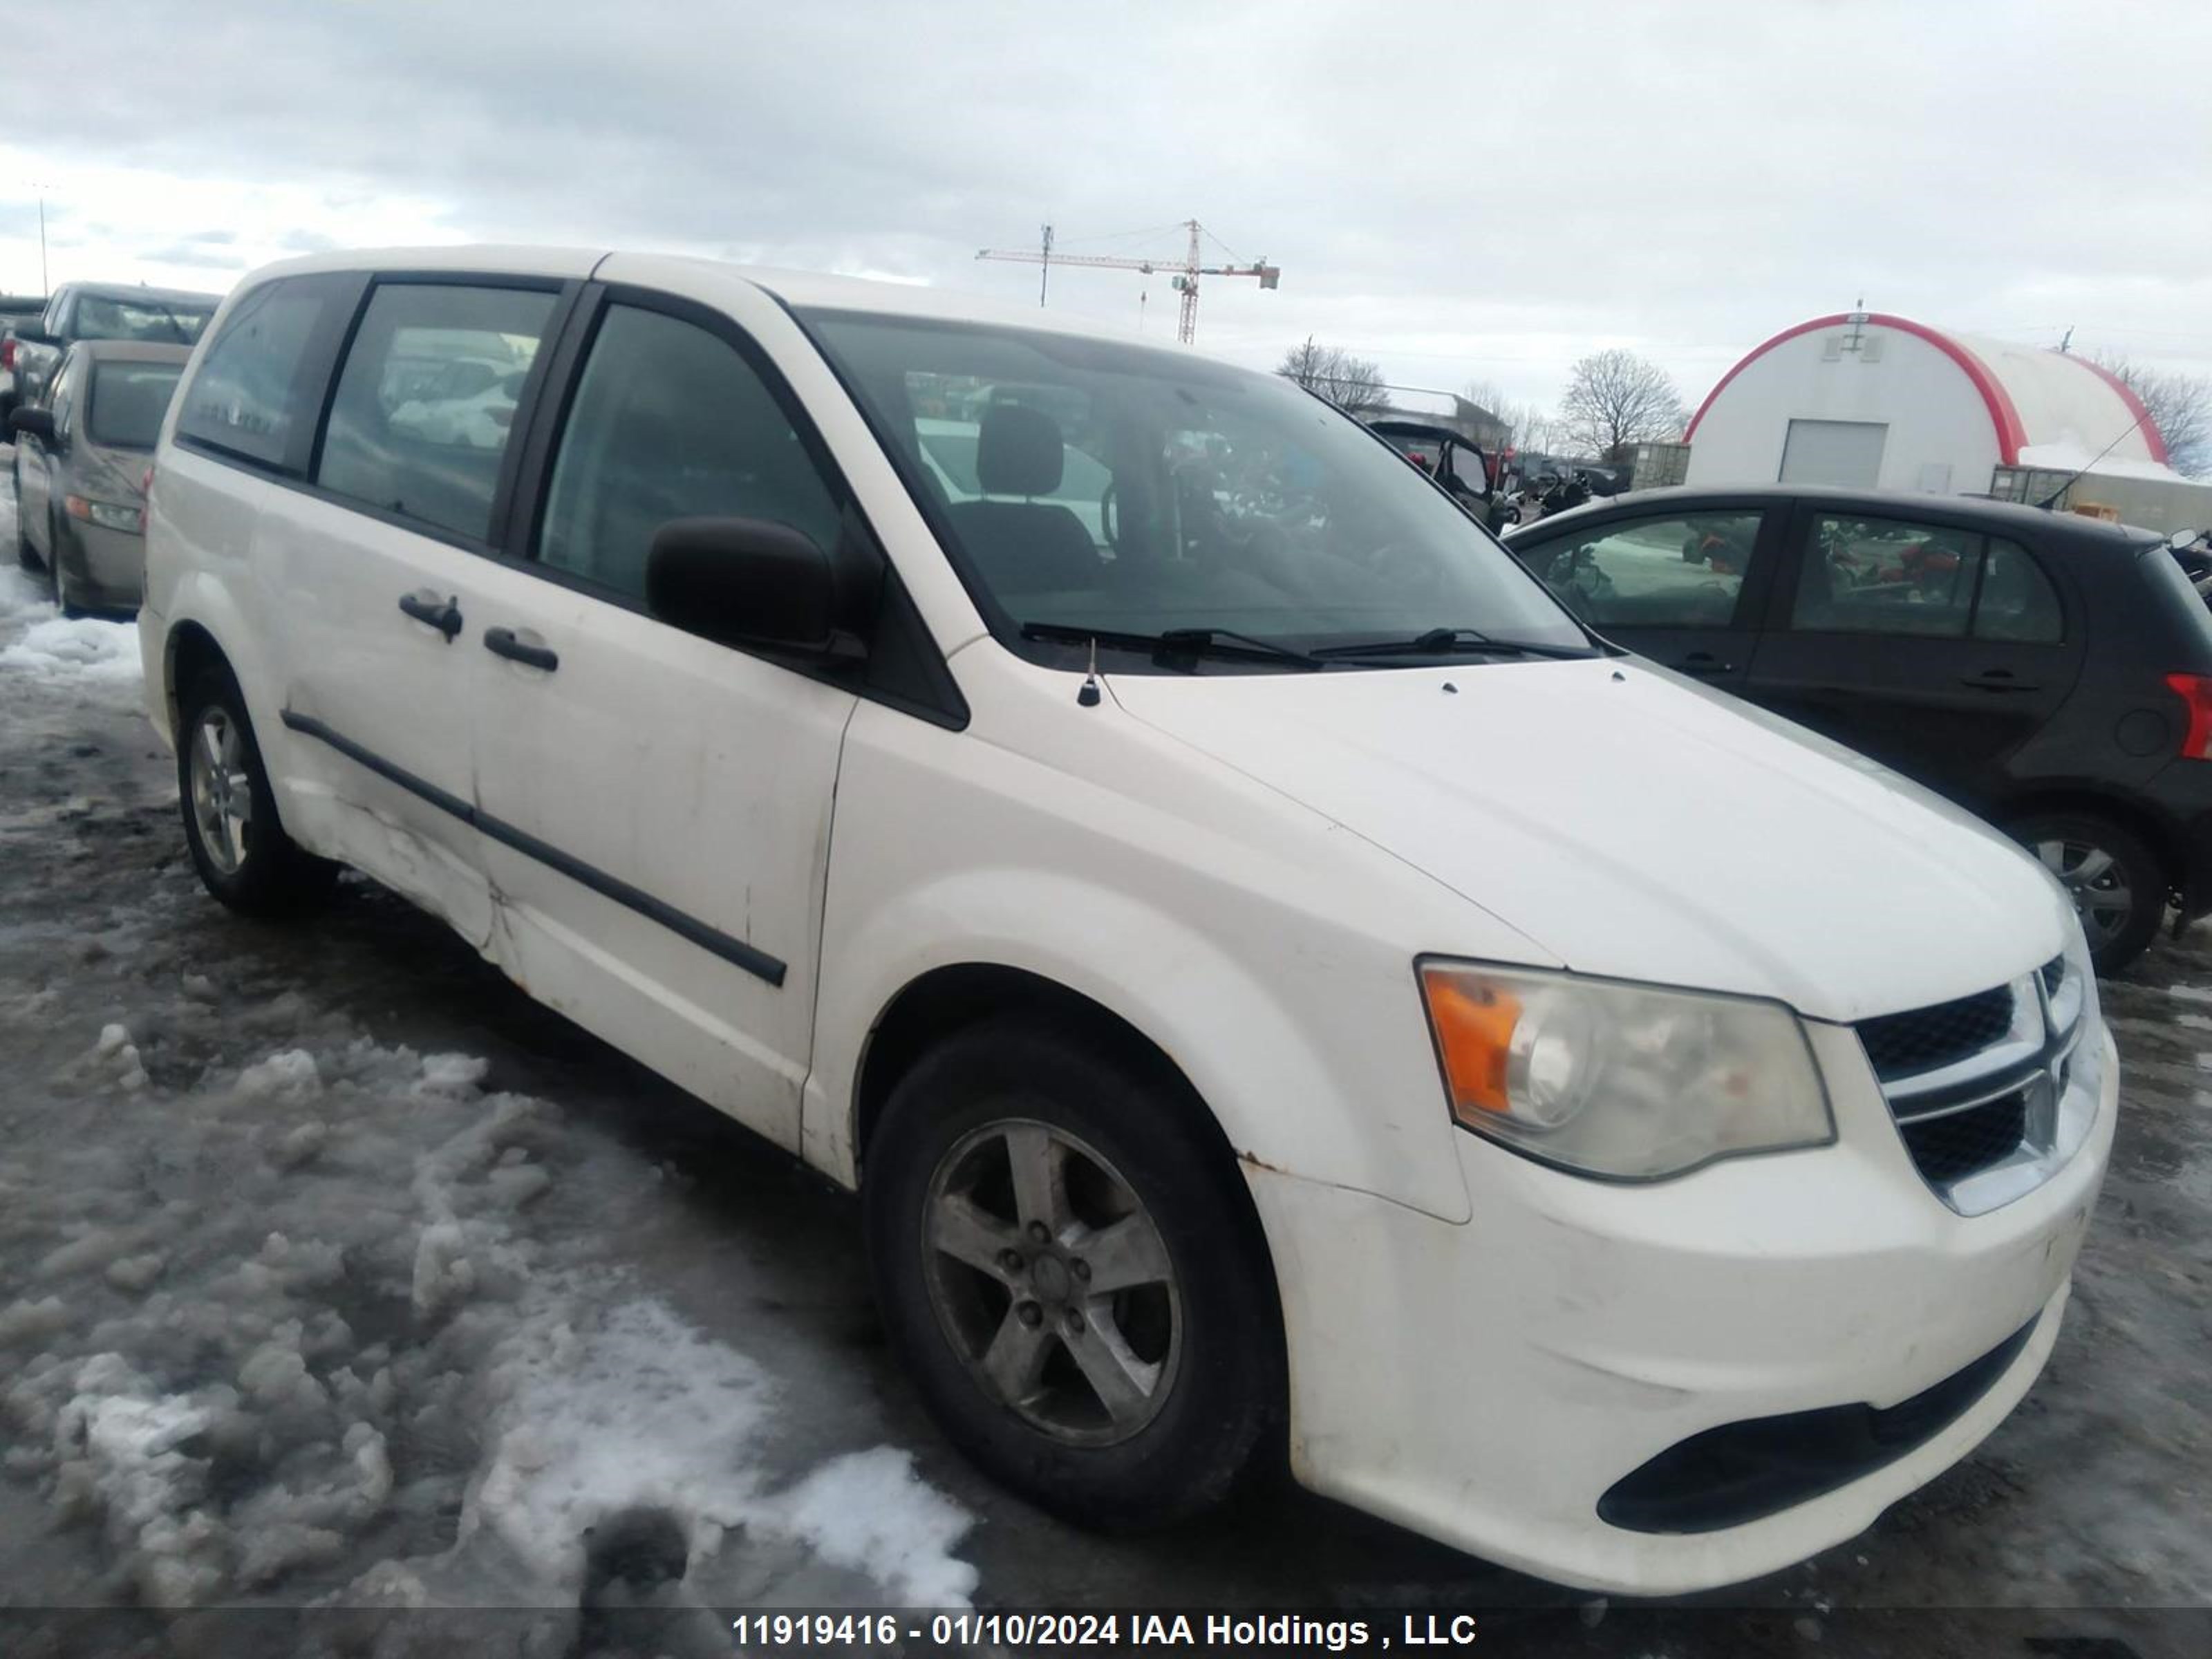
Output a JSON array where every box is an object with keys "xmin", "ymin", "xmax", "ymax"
[{"xmin": 12, "ymin": 0, "xmax": 2211, "ymax": 404}]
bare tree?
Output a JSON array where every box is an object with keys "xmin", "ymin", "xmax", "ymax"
[
  {"xmin": 1462, "ymin": 382, "xmax": 1557, "ymax": 456},
  {"xmin": 1279, "ymin": 336, "xmax": 1387, "ymax": 418},
  {"xmin": 1556, "ymin": 348, "xmax": 1687, "ymax": 460},
  {"xmin": 2090, "ymin": 351, "xmax": 2212, "ymax": 479}
]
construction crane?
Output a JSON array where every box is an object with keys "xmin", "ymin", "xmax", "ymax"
[{"xmin": 975, "ymin": 220, "xmax": 1280, "ymax": 345}]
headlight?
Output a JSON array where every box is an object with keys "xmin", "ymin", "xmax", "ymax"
[
  {"xmin": 64, "ymin": 496, "xmax": 145, "ymax": 534},
  {"xmin": 1418, "ymin": 960, "xmax": 1834, "ymax": 1180}
]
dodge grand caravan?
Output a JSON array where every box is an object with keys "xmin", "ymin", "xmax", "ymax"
[{"xmin": 140, "ymin": 248, "xmax": 2116, "ymax": 1595}]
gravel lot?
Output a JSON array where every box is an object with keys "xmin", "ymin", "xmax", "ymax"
[{"xmin": 0, "ymin": 460, "xmax": 2205, "ymax": 1658}]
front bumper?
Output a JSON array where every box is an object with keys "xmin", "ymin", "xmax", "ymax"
[{"xmin": 1248, "ymin": 1018, "xmax": 2116, "ymax": 1595}]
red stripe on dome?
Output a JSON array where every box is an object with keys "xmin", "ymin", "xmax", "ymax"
[{"xmin": 2068, "ymin": 355, "xmax": 2171, "ymax": 465}]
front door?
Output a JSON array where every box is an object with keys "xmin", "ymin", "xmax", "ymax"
[
  {"xmin": 1513, "ymin": 505, "xmax": 1777, "ymax": 692},
  {"xmin": 1743, "ymin": 505, "xmax": 2083, "ymax": 800},
  {"xmin": 463, "ymin": 277, "xmax": 861, "ymax": 1150}
]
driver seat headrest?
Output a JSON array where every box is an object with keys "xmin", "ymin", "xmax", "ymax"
[{"xmin": 975, "ymin": 402, "xmax": 1065, "ymax": 497}]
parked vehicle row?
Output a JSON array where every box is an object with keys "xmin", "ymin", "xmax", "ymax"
[
  {"xmin": 0, "ymin": 292, "xmax": 50, "ymax": 421},
  {"xmin": 139, "ymin": 245, "xmax": 2111, "ymax": 1596},
  {"xmin": 1506, "ymin": 485, "xmax": 2212, "ymax": 971},
  {"xmin": 6, "ymin": 281, "xmax": 222, "ymax": 614},
  {"xmin": 10, "ymin": 341, "xmax": 192, "ymax": 610}
]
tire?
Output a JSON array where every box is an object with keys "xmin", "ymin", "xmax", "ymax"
[
  {"xmin": 2007, "ymin": 811, "xmax": 2164, "ymax": 975},
  {"xmin": 864, "ymin": 1018, "xmax": 1282, "ymax": 1530},
  {"xmin": 176, "ymin": 666, "xmax": 339, "ymax": 919}
]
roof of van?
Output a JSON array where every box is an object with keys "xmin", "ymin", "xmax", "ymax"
[{"xmin": 247, "ymin": 245, "xmax": 1179, "ymax": 350}]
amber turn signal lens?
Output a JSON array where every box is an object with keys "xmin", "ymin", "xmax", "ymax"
[{"xmin": 1421, "ymin": 966, "xmax": 1520, "ymax": 1121}]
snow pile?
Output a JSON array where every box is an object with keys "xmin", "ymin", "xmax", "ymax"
[
  {"xmin": 2015, "ymin": 440, "xmax": 2193, "ymax": 485},
  {"xmin": 761, "ymin": 1446, "xmax": 982, "ymax": 1608},
  {"xmin": 462, "ymin": 1298, "xmax": 774, "ymax": 1580},
  {"xmin": 0, "ymin": 1027, "xmax": 980, "ymax": 1613},
  {"xmin": 0, "ymin": 560, "xmax": 43, "ymax": 622},
  {"xmin": 0, "ymin": 612, "xmax": 143, "ymax": 682}
]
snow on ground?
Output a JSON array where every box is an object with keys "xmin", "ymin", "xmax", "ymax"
[
  {"xmin": 0, "ymin": 1018, "xmax": 975, "ymax": 1619},
  {"xmin": 0, "ymin": 463, "xmax": 980, "ymax": 1646}
]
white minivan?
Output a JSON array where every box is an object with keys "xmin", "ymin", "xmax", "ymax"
[{"xmin": 140, "ymin": 247, "xmax": 2115, "ymax": 1595}]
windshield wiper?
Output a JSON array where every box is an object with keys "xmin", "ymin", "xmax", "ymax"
[
  {"xmin": 1311, "ymin": 626, "xmax": 1598, "ymax": 661},
  {"xmin": 1020, "ymin": 621, "xmax": 1323, "ymax": 671}
]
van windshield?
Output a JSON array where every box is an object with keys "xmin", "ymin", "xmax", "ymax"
[
  {"xmin": 800, "ymin": 310, "xmax": 1590, "ymax": 668},
  {"xmin": 75, "ymin": 294, "xmax": 216, "ymax": 346}
]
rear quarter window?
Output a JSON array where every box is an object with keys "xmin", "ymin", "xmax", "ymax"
[{"xmin": 176, "ymin": 275, "xmax": 349, "ymax": 471}]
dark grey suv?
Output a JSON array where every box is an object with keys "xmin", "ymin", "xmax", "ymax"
[
  {"xmin": 8, "ymin": 281, "xmax": 218, "ymax": 412},
  {"xmin": 1508, "ymin": 485, "xmax": 2212, "ymax": 972}
]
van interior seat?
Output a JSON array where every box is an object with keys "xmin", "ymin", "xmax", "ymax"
[{"xmin": 944, "ymin": 404, "xmax": 1100, "ymax": 596}]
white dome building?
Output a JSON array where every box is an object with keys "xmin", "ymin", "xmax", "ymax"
[{"xmin": 1683, "ymin": 310, "xmax": 2175, "ymax": 494}]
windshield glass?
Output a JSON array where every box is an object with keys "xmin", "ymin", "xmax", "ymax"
[
  {"xmin": 87, "ymin": 361, "xmax": 185, "ymax": 450},
  {"xmin": 800, "ymin": 310, "xmax": 1588, "ymax": 666},
  {"xmin": 75, "ymin": 294, "xmax": 216, "ymax": 346}
]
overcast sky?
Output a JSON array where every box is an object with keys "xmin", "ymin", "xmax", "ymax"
[{"xmin": 6, "ymin": 1, "xmax": 2209, "ymax": 416}]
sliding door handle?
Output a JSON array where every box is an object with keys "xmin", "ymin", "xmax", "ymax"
[
  {"xmin": 484, "ymin": 626, "xmax": 559, "ymax": 672},
  {"xmin": 397, "ymin": 592, "xmax": 462, "ymax": 641}
]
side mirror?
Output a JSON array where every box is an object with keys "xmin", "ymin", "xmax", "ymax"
[
  {"xmin": 645, "ymin": 516, "xmax": 870, "ymax": 661},
  {"xmin": 8, "ymin": 406, "xmax": 56, "ymax": 444},
  {"xmin": 2169, "ymin": 528, "xmax": 2200, "ymax": 551},
  {"xmin": 12, "ymin": 324, "xmax": 53, "ymax": 346}
]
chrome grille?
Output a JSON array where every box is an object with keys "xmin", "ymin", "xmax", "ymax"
[
  {"xmin": 1855, "ymin": 954, "xmax": 2088, "ymax": 1213},
  {"xmin": 1857, "ymin": 987, "xmax": 2014, "ymax": 1081},
  {"xmin": 1897, "ymin": 1089, "xmax": 2030, "ymax": 1185}
]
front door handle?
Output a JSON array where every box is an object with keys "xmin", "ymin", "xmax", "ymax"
[
  {"xmin": 1960, "ymin": 671, "xmax": 2041, "ymax": 693},
  {"xmin": 1678, "ymin": 652, "xmax": 1736, "ymax": 675},
  {"xmin": 397, "ymin": 592, "xmax": 462, "ymax": 641},
  {"xmin": 483, "ymin": 626, "xmax": 559, "ymax": 672}
]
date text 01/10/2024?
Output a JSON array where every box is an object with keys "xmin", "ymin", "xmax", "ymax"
[{"xmin": 725, "ymin": 1612, "xmax": 1481, "ymax": 1649}]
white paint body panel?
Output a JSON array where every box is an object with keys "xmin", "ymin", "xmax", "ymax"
[
  {"xmin": 1106, "ymin": 657, "xmax": 2070, "ymax": 1023},
  {"xmin": 143, "ymin": 247, "xmax": 2117, "ymax": 1595}
]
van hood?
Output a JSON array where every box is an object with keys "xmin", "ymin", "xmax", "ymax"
[{"xmin": 1106, "ymin": 657, "xmax": 2069, "ymax": 1024}]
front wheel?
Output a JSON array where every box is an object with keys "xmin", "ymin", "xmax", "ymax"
[
  {"xmin": 177, "ymin": 667, "xmax": 339, "ymax": 918},
  {"xmin": 863, "ymin": 1019, "xmax": 1282, "ymax": 1529},
  {"xmin": 2007, "ymin": 812, "xmax": 2164, "ymax": 975}
]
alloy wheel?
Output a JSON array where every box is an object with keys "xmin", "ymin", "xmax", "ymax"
[
  {"xmin": 2034, "ymin": 837, "xmax": 2133, "ymax": 953},
  {"xmin": 921, "ymin": 1118, "xmax": 1181, "ymax": 1447},
  {"xmin": 188, "ymin": 706, "xmax": 254, "ymax": 876}
]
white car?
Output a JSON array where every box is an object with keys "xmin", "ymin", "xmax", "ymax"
[{"xmin": 138, "ymin": 247, "xmax": 2115, "ymax": 1595}]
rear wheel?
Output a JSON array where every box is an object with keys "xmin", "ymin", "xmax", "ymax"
[
  {"xmin": 2007, "ymin": 812, "xmax": 2164, "ymax": 975},
  {"xmin": 177, "ymin": 667, "xmax": 338, "ymax": 918},
  {"xmin": 864, "ymin": 1019, "xmax": 1282, "ymax": 1528}
]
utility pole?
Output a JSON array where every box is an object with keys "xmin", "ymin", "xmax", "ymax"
[
  {"xmin": 39, "ymin": 196, "xmax": 48, "ymax": 294},
  {"xmin": 1037, "ymin": 223, "xmax": 1052, "ymax": 308},
  {"xmin": 977, "ymin": 218, "xmax": 1280, "ymax": 345}
]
